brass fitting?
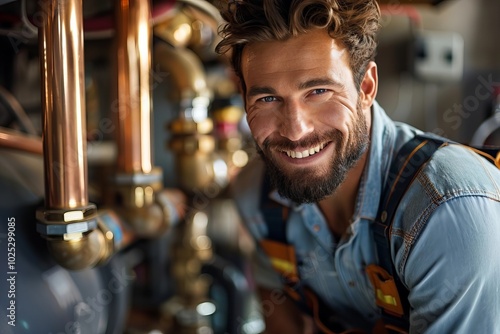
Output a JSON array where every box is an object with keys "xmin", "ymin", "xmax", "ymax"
[
  {"xmin": 169, "ymin": 135, "xmax": 215, "ymax": 155},
  {"xmin": 171, "ymin": 210, "xmax": 213, "ymax": 297},
  {"xmin": 153, "ymin": 0, "xmax": 223, "ymax": 60},
  {"xmin": 170, "ymin": 118, "xmax": 214, "ymax": 136},
  {"xmin": 168, "ymin": 114, "xmax": 221, "ymax": 192},
  {"xmin": 168, "ymin": 131, "xmax": 221, "ymax": 192},
  {"xmin": 160, "ymin": 210, "xmax": 214, "ymax": 333},
  {"xmin": 212, "ymin": 105, "xmax": 249, "ymax": 178},
  {"xmin": 36, "ymin": 204, "xmax": 98, "ymax": 235},
  {"xmin": 44, "ymin": 229, "xmax": 109, "ymax": 271},
  {"xmin": 153, "ymin": 42, "xmax": 212, "ymax": 104},
  {"xmin": 36, "ymin": 206, "xmax": 130, "ymax": 270},
  {"xmin": 153, "ymin": 9, "xmax": 194, "ymax": 48},
  {"xmin": 169, "ymin": 118, "xmax": 215, "ymax": 155},
  {"xmin": 114, "ymin": 168, "xmax": 181, "ymax": 237}
]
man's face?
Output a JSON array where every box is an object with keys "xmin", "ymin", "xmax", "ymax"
[{"xmin": 241, "ymin": 29, "xmax": 370, "ymax": 203}]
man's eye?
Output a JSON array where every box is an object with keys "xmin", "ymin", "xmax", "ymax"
[
  {"xmin": 259, "ymin": 96, "xmax": 277, "ymax": 103},
  {"xmin": 312, "ymin": 88, "xmax": 328, "ymax": 95}
]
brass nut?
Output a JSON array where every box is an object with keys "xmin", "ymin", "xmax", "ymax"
[
  {"xmin": 36, "ymin": 204, "xmax": 97, "ymax": 224},
  {"xmin": 114, "ymin": 167, "xmax": 163, "ymax": 187},
  {"xmin": 114, "ymin": 184, "xmax": 159, "ymax": 209},
  {"xmin": 36, "ymin": 219, "xmax": 97, "ymax": 236},
  {"xmin": 36, "ymin": 204, "xmax": 98, "ymax": 236}
]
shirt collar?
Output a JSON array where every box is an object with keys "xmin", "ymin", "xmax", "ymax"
[{"xmin": 354, "ymin": 100, "xmax": 396, "ymax": 222}]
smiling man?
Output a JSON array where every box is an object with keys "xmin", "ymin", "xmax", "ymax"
[
  {"xmin": 243, "ymin": 28, "xmax": 373, "ymax": 238},
  {"xmin": 216, "ymin": 1, "xmax": 500, "ymax": 333},
  {"xmin": 245, "ymin": 29, "xmax": 370, "ymax": 202}
]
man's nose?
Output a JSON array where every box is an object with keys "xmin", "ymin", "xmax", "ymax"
[{"xmin": 278, "ymin": 100, "xmax": 314, "ymax": 141}]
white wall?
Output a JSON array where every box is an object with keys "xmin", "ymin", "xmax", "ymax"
[{"xmin": 376, "ymin": 0, "xmax": 500, "ymax": 143}]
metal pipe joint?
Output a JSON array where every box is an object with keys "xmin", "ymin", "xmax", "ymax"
[
  {"xmin": 113, "ymin": 168, "xmax": 176, "ymax": 237},
  {"xmin": 36, "ymin": 205, "xmax": 126, "ymax": 270}
]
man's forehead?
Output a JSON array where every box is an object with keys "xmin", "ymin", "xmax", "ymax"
[
  {"xmin": 240, "ymin": 32, "xmax": 348, "ymax": 81},
  {"xmin": 242, "ymin": 30, "xmax": 346, "ymax": 63}
]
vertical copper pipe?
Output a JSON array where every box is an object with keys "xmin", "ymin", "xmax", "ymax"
[
  {"xmin": 39, "ymin": 0, "xmax": 88, "ymax": 209},
  {"xmin": 115, "ymin": 0, "xmax": 153, "ymax": 175}
]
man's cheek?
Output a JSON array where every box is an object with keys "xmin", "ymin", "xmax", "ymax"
[{"xmin": 250, "ymin": 129, "xmax": 269, "ymax": 149}]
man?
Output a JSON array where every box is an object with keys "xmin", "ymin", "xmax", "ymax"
[{"xmin": 215, "ymin": 0, "xmax": 500, "ymax": 333}]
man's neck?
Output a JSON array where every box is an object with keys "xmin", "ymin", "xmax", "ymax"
[{"xmin": 318, "ymin": 152, "xmax": 368, "ymax": 239}]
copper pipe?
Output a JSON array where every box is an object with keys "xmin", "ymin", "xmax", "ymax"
[
  {"xmin": 39, "ymin": 0, "xmax": 88, "ymax": 209},
  {"xmin": 0, "ymin": 127, "xmax": 42, "ymax": 155},
  {"xmin": 0, "ymin": 86, "xmax": 38, "ymax": 135},
  {"xmin": 115, "ymin": 0, "xmax": 153, "ymax": 175},
  {"xmin": 0, "ymin": 128, "xmax": 117, "ymax": 162}
]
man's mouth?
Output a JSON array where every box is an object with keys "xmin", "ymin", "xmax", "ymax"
[{"xmin": 281, "ymin": 143, "xmax": 327, "ymax": 159}]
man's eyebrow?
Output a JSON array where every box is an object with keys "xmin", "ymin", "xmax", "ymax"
[
  {"xmin": 298, "ymin": 78, "xmax": 345, "ymax": 90},
  {"xmin": 247, "ymin": 86, "xmax": 276, "ymax": 98}
]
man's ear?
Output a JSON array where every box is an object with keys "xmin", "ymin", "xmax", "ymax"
[{"xmin": 359, "ymin": 61, "xmax": 378, "ymax": 109}]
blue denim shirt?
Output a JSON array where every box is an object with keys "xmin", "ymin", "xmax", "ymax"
[{"xmin": 232, "ymin": 101, "xmax": 500, "ymax": 333}]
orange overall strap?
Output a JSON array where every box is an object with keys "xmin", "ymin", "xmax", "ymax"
[{"xmin": 259, "ymin": 172, "xmax": 377, "ymax": 333}]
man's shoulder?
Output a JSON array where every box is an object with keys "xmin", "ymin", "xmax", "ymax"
[
  {"xmin": 421, "ymin": 142, "xmax": 500, "ymax": 199},
  {"xmin": 390, "ymin": 141, "xmax": 500, "ymax": 273},
  {"xmin": 393, "ymin": 141, "xmax": 500, "ymax": 230}
]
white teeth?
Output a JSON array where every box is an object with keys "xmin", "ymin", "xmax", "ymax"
[{"xmin": 284, "ymin": 143, "xmax": 326, "ymax": 159}]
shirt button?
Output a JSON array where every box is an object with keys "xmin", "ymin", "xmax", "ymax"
[
  {"xmin": 313, "ymin": 224, "xmax": 320, "ymax": 232},
  {"xmin": 348, "ymin": 281, "xmax": 355, "ymax": 287}
]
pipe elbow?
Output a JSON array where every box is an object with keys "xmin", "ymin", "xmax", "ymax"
[
  {"xmin": 45, "ymin": 228, "xmax": 110, "ymax": 270},
  {"xmin": 153, "ymin": 42, "xmax": 211, "ymax": 103},
  {"xmin": 121, "ymin": 188, "xmax": 187, "ymax": 237},
  {"xmin": 39, "ymin": 209, "xmax": 132, "ymax": 270}
]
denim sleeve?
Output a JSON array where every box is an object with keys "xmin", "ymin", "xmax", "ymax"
[{"xmin": 402, "ymin": 196, "xmax": 500, "ymax": 333}]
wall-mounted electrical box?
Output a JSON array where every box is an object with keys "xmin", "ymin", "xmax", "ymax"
[{"xmin": 413, "ymin": 30, "xmax": 464, "ymax": 82}]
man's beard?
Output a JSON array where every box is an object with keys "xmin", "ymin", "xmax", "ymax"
[{"xmin": 256, "ymin": 104, "xmax": 369, "ymax": 204}]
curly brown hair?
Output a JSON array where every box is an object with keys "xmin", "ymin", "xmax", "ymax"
[{"xmin": 216, "ymin": 0, "xmax": 380, "ymax": 93}]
